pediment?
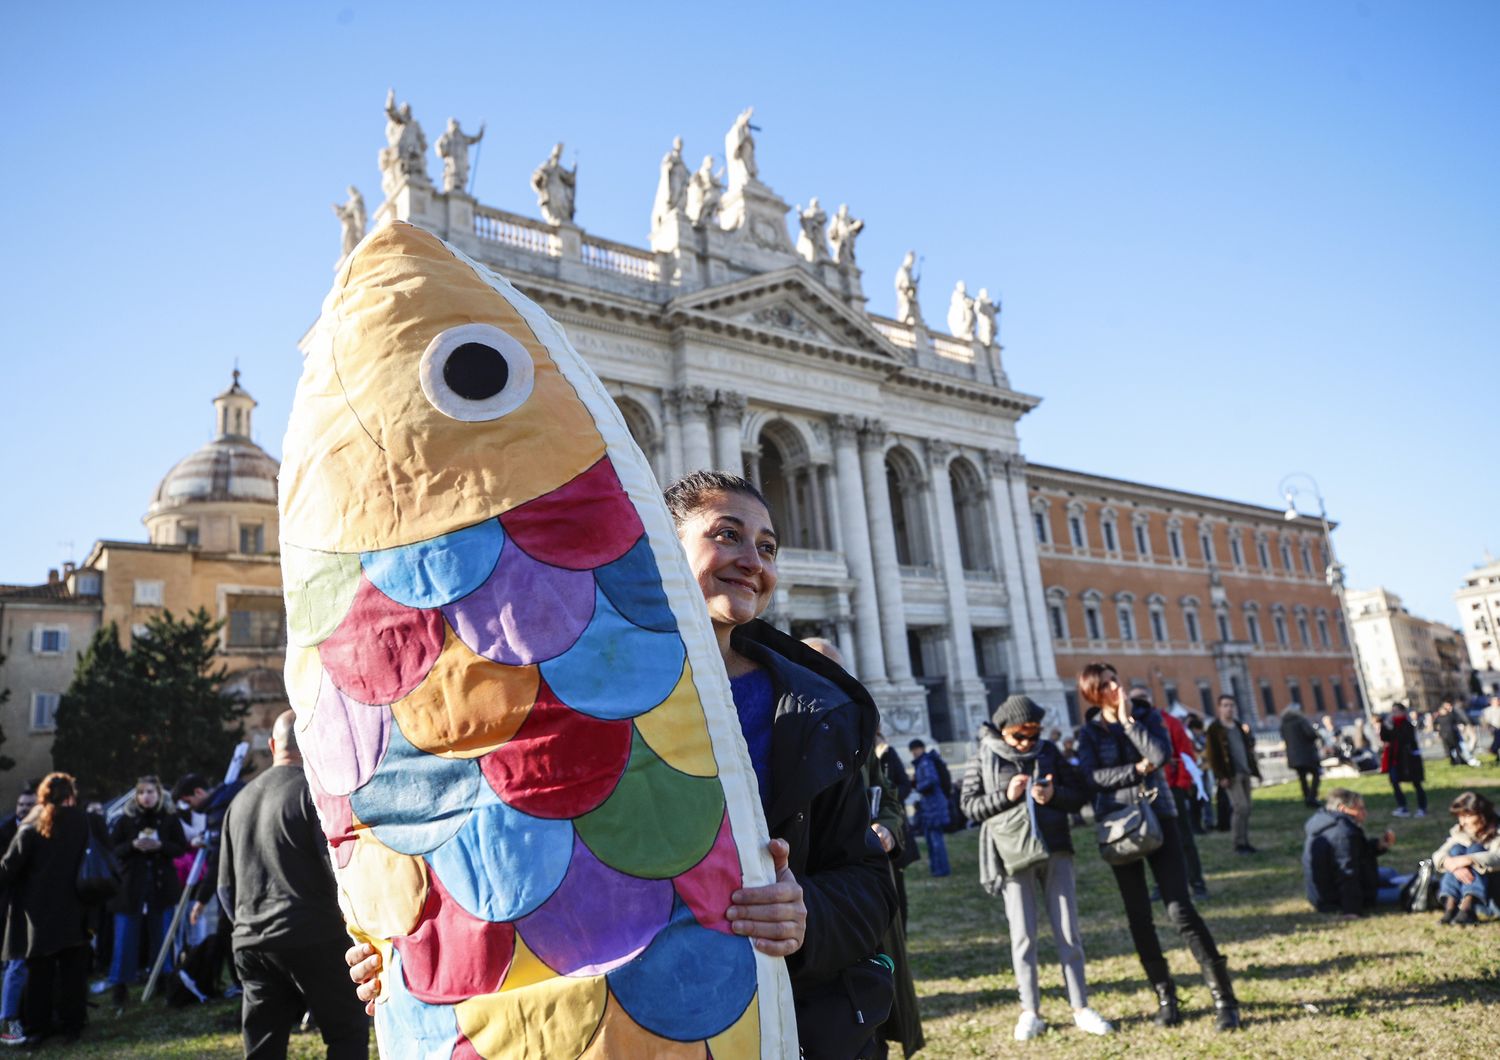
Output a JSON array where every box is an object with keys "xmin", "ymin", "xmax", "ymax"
[{"xmin": 667, "ymin": 267, "xmax": 906, "ymax": 363}]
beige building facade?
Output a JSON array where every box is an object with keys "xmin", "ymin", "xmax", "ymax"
[
  {"xmin": 332, "ymin": 102, "xmax": 1068, "ymax": 743},
  {"xmin": 1455, "ymin": 556, "xmax": 1500, "ymax": 692},
  {"xmin": 1348, "ymin": 587, "xmax": 1471, "ymax": 714}
]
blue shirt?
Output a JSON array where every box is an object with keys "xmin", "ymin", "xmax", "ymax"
[{"xmin": 730, "ymin": 669, "xmax": 775, "ymax": 811}]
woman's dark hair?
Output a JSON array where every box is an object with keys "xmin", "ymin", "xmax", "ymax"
[
  {"xmin": 29, "ymin": 772, "xmax": 76, "ymax": 839},
  {"xmin": 1077, "ymin": 662, "xmax": 1120, "ymax": 707},
  {"xmin": 664, "ymin": 470, "xmax": 772, "ymax": 529},
  {"xmin": 1449, "ymin": 791, "xmax": 1498, "ymax": 830}
]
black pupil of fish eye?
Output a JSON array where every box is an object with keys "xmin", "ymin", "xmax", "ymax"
[{"xmin": 443, "ymin": 342, "xmax": 509, "ymax": 401}]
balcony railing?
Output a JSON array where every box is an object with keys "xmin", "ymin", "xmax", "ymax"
[
  {"xmin": 473, "ymin": 206, "xmax": 560, "ymax": 256},
  {"xmin": 581, "ymin": 237, "xmax": 660, "ymax": 282}
]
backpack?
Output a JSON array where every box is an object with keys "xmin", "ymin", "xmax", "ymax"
[{"xmin": 1401, "ymin": 859, "xmax": 1438, "ymax": 913}]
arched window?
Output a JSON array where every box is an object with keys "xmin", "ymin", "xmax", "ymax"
[
  {"xmin": 616, "ymin": 396, "xmax": 661, "ymax": 480},
  {"xmin": 1167, "ymin": 518, "xmax": 1185, "ymax": 561},
  {"xmin": 1294, "ymin": 606, "xmax": 1311, "ymax": 648},
  {"xmin": 1133, "ymin": 514, "xmax": 1152, "ymax": 558},
  {"xmin": 1272, "ymin": 607, "xmax": 1290, "ymax": 646},
  {"xmin": 1215, "ymin": 604, "xmax": 1232, "ymax": 642},
  {"xmin": 1045, "ymin": 587, "xmax": 1069, "ymax": 640},
  {"xmin": 1100, "ymin": 508, "xmax": 1120, "ymax": 554},
  {"xmin": 1229, "ymin": 531, "xmax": 1245, "ymax": 567},
  {"xmin": 950, "ymin": 458, "xmax": 992, "ymax": 572},
  {"xmin": 1147, "ymin": 594, "xmax": 1168, "ymax": 643},
  {"xmin": 1081, "ymin": 590, "xmax": 1104, "ymax": 642},
  {"xmin": 885, "ymin": 447, "xmax": 930, "ymax": 567},
  {"xmin": 1031, "ymin": 497, "xmax": 1051, "ymax": 545},
  {"xmin": 1243, "ymin": 601, "xmax": 1262, "ymax": 646},
  {"xmin": 1315, "ymin": 608, "xmax": 1332, "ymax": 648},
  {"xmin": 1180, "ymin": 595, "xmax": 1202, "ymax": 644},
  {"xmin": 1066, "ymin": 501, "xmax": 1088, "ymax": 550},
  {"xmin": 755, "ymin": 421, "xmax": 824, "ymax": 550},
  {"xmin": 1114, "ymin": 591, "xmax": 1137, "ymax": 642}
]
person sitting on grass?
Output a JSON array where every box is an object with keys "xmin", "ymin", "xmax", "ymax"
[
  {"xmin": 1302, "ymin": 788, "xmax": 1406, "ymax": 917},
  {"xmin": 1433, "ymin": 790, "xmax": 1500, "ymax": 926}
]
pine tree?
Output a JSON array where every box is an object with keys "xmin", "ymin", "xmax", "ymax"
[{"xmin": 52, "ymin": 610, "xmax": 248, "ymax": 796}]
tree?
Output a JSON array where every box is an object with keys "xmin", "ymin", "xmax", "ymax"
[
  {"xmin": 52, "ymin": 609, "xmax": 249, "ymax": 796},
  {"xmin": 0, "ymin": 652, "xmax": 16, "ymax": 774}
]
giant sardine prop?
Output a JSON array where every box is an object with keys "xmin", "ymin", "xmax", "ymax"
[{"xmin": 279, "ymin": 221, "xmax": 795, "ymax": 1058}]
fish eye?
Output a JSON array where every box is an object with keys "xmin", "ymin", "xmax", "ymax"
[{"xmin": 418, "ymin": 322, "xmax": 535, "ymax": 421}]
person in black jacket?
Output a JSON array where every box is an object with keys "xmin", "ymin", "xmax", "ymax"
[
  {"xmin": 0, "ymin": 783, "xmax": 37, "ymax": 1044},
  {"xmin": 1379, "ymin": 705, "xmax": 1427, "ymax": 817},
  {"xmin": 1302, "ymin": 788, "xmax": 1403, "ymax": 916},
  {"xmin": 960, "ymin": 696, "xmax": 1114, "ymax": 1042},
  {"xmin": 1075, "ymin": 663, "xmax": 1241, "ymax": 1032},
  {"xmin": 346, "ymin": 472, "xmax": 897, "ymax": 1059},
  {"xmin": 0, "ymin": 772, "xmax": 104, "ymax": 1047},
  {"xmin": 105, "ymin": 774, "xmax": 187, "ymax": 1006},
  {"xmin": 220, "ymin": 711, "xmax": 368, "ymax": 1058}
]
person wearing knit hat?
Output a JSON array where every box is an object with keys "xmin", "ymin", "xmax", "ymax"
[{"xmin": 960, "ymin": 696, "xmax": 1114, "ymax": 1041}]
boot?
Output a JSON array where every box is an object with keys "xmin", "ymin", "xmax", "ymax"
[
  {"xmin": 1439, "ymin": 896, "xmax": 1459, "ymax": 925},
  {"xmin": 1152, "ymin": 980, "xmax": 1181, "ymax": 1027},
  {"xmin": 1203, "ymin": 957, "xmax": 1241, "ymax": 1031},
  {"xmin": 1453, "ymin": 896, "xmax": 1479, "ymax": 927}
]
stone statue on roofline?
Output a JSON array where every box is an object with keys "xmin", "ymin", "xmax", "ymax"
[
  {"xmin": 895, "ymin": 251, "xmax": 923, "ymax": 326},
  {"xmin": 333, "ymin": 186, "xmax": 366, "ymax": 260},
  {"xmin": 725, "ymin": 106, "xmax": 758, "ymax": 190},
  {"xmin": 974, "ymin": 288, "xmax": 999, "ymax": 348},
  {"xmin": 948, "ymin": 280, "xmax": 976, "ymax": 340},
  {"xmin": 652, "ymin": 136, "xmax": 690, "ymax": 231},
  {"xmin": 827, "ymin": 204, "xmax": 864, "ymax": 269},
  {"xmin": 436, "ymin": 118, "xmax": 484, "ymax": 194},
  {"xmin": 796, "ymin": 197, "xmax": 830, "ymax": 263},
  {"xmin": 531, "ymin": 142, "xmax": 577, "ymax": 225},
  {"xmin": 379, "ymin": 88, "xmax": 429, "ymax": 194},
  {"xmin": 686, "ymin": 156, "xmax": 724, "ymax": 227}
]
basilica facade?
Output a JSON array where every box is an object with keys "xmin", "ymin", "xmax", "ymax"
[{"xmin": 336, "ymin": 103, "xmax": 1068, "ymax": 742}]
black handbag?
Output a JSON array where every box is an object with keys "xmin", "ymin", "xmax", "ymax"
[
  {"xmin": 76, "ymin": 832, "xmax": 122, "ymax": 904},
  {"xmin": 793, "ymin": 954, "xmax": 895, "ymax": 1060},
  {"xmin": 1095, "ymin": 785, "xmax": 1163, "ymax": 866}
]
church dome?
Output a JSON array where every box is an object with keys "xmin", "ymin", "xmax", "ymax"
[{"xmin": 144, "ymin": 372, "xmax": 281, "ymax": 551}]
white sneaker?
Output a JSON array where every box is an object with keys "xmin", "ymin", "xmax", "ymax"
[
  {"xmin": 1014, "ymin": 1011, "xmax": 1046, "ymax": 1041},
  {"xmin": 1414, "ymin": 809, "xmax": 1427, "ymax": 818},
  {"xmin": 1073, "ymin": 1007, "xmax": 1114, "ymax": 1035},
  {"xmin": 1391, "ymin": 807, "xmax": 1410, "ymax": 818}
]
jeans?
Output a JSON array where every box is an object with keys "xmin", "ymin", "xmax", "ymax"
[
  {"xmin": 1108, "ymin": 815, "xmax": 1223, "ymax": 986},
  {"xmin": 1388, "ymin": 773, "xmax": 1427, "ymax": 813},
  {"xmin": 922, "ymin": 825, "xmax": 950, "ymax": 877},
  {"xmin": 1375, "ymin": 866, "xmax": 1411, "ymax": 907},
  {"xmin": 1000, "ymin": 854, "xmax": 1088, "ymax": 1013},
  {"xmin": 109, "ymin": 908, "xmax": 175, "ymax": 986},
  {"xmin": 1439, "ymin": 843, "xmax": 1500, "ymax": 912},
  {"xmin": 0, "ymin": 959, "xmax": 25, "ymax": 1021}
]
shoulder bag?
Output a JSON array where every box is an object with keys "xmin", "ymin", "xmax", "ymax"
[
  {"xmin": 76, "ymin": 831, "xmax": 122, "ymax": 904},
  {"xmin": 1095, "ymin": 783, "xmax": 1163, "ymax": 866}
]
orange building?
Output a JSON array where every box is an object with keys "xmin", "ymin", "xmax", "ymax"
[{"xmin": 1027, "ymin": 464, "xmax": 1360, "ymax": 726}]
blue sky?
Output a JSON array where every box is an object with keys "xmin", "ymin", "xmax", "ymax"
[{"xmin": 2, "ymin": 1, "xmax": 1495, "ymax": 624}]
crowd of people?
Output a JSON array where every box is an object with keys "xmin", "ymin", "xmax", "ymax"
[{"xmin": 3, "ymin": 469, "xmax": 1499, "ymax": 1058}]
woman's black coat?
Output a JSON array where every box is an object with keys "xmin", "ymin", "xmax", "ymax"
[
  {"xmin": 0, "ymin": 806, "xmax": 101, "ymax": 959},
  {"xmin": 960, "ymin": 729, "xmax": 1088, "ymax": 854},
  {"xmin": 1379, "ymin": 715, "xmax": 1426, "ymax": 784},
  {"xmin": 108, "ymin": 800, "xmax": 187, "ymax": 916},
  {"xmin": 733, "ymin": 621, "xmax": 897, "ymax": 986},
  {"xmin": 1075, "ymin": 698, "xmax": 1176, "ymax": 818}
]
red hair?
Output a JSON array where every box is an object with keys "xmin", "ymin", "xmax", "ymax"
[
  {"xmin": 29, "ymin": 772, "xmax": 76, "ymax": 839},
  {"xmin": 1077, "ymin": 662, "xmax": 1120, "ymax": 707}
]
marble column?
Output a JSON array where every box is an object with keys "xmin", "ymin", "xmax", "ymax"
[
  {"xmin": 830, "ymin": 415, "xmax": 887, "ymax": 684},
  {"xmin": 661, "ymin": 391, "xmax": 684, "ymax": 485},
  {"xmin": 927, "ymin": 441, "xmax": 984, "ymax": 726},
  {"xmin": 673, "ymin": 386, "xmax": 714, "ymax": 473},
  {"xmin": 996, "ymin": 452, "xmax": 1068, "ymax": 721},
  {"xmin": 744, "ymin": 449, "xmax": 762, "ymax": 491},
  {"xmin": 858, "ymin": 419, "xmax": 914, "ymax": 684},
  {"xmin": 807, "ymin": 463, "xmax": 829, "ymax": 550},
  {"xmin": 712, "ymin": 390, "xmax": 746, "ymax": 476},
  {"xmin": 818, "ymin": 463, "xmax": 844, "ymax": 554},
  {"xmin": 984, "ymin": 449, "xmax": 1038, "ymax": 683},
  {"xmin": 833, "ymin": 595, "xmax": 858, "ymax": 676}
]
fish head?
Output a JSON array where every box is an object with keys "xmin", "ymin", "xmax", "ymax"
[{"xmin": 281, "ymin": 222, "xmax": 606, "ymax": 552}]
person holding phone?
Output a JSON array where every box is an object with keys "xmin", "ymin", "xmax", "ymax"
[{"xmin": 960, "ymin": 695, "xmax": 1113, "ymax": 1042}]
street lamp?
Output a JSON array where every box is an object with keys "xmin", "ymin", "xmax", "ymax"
[{"xmin": 1279, "ymin": 472, "xmax": 1377, "ymax": 728}]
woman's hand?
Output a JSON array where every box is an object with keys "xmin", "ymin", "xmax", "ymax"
[
  {"xmin": 870, "ymin": 823, "xmax": 895, "ymax": 854},
  {"xmin": 726, "ymin": 839, "xmax": 806, "ymax": 958},
  {"xmin": 1446, "ymin": 853, "xmax": 1474, "ymax": 872},
  {"xmin": 1005, "ymin": 774, "xmax": 1030, "ymax": 802},
  {"xmin": 1031, "ymin": 775, "xmax": 1054, "ymax": 805},
  {"xmin": 346, "ymin": 942, "xmax": 383, "ymax": 1016},
  {"xmin": 1135, "ymin": 758, "xmax": 1155, "ymax": 775}
]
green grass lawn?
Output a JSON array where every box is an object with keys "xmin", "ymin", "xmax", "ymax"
[
  {"xmin": 64, "ymin": 762, "xmax": 1499, "ymax": 1057},
  {"xmin": 906, "ymin": 760, "xmax": 1500, "ymax": 1058}
]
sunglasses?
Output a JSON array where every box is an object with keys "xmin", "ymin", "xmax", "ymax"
[{"xmin": 1003, "ymin": 726, "xmax": 1042, "ymax": 743}]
